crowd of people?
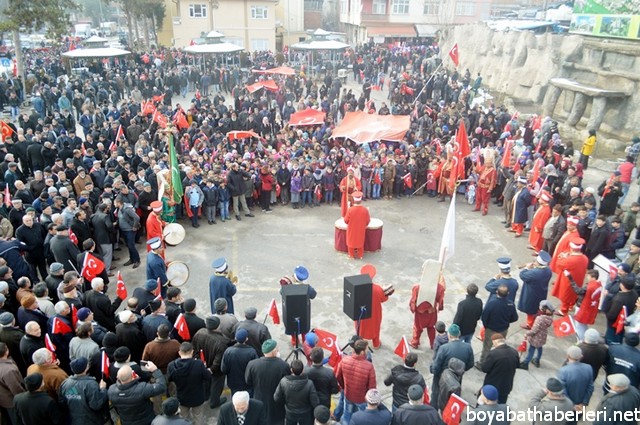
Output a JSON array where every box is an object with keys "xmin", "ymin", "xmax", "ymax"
[{"xmin": 0, "ymin": 36, "xmax": 638, "ymax": 425}]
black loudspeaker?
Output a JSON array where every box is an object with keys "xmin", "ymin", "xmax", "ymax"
[
  {"xmin": 343, "ymin": 274, "xmax": 372, "ymax": 321},
  {"xmin": 281, "ymin": 284, "xmax": 311, "ymax": 335}
]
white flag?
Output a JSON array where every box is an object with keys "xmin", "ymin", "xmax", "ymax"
[{"xmin": 439, "ymin": 192, "xmax": 456, "ymax": 266}]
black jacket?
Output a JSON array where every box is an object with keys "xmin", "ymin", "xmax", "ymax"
[
  {"xmin": 84, "ymin": 289, "xmax": 122, "ymax": 332},
  {"xmin": 14, "ymin": 391, "xmax": 63, "ymax": 425},
  {"xmin": 245, "ymin": 357, "xmax": 290, "ymax": 424},
  {"xmin": 237, "ymin": 319, "xmax": 271, "ymax": 357},
  {"xmin": 218, "ymin": 399, "xmax": 266, "ymax": 425},
  {"xmin": 391, "ymin": 403, "xmax": 444, "ymax": 425},
  {"xmin": 191, "ymin": 329, "xmax": 230, "ymax": 374},
  {"xmin": 90, "ymin": 211, "xmax": 114, "ymax": 245},
  {"xmin": 184, "ymin": 312, "xmax": 205, "ymax": 341},
  {"xmin": 19, "ymin": 333, "xmax": 44, "ymax": 369},
  {"xmin": 115, "ymin": 322, "xmax": 146, "ymax": 363},
  {"xmin": 15, "ymin": 223, "xmax": 46, "ymax": 262},
  {"xmin": 453, "ymin": 295, "xmax": 483, "ymax": 337},
  {"xmin": 384, "ymin": 365, "xmax": 426, "ymax": 408},
  {"xmin": 227, "ymin": 169, "xmax": 250, "ymax": 197},
  {"xmin": 274, "ymin": 374, "xmax": 319, "ymax": 418},
  {"xmin": 167, "ymin": 357, "xmax": 212, "ymax": 407},
  {"xmin": 594, "ymin": 386, "xmax": 640, "ymax": 425},
  {"xmin": 481, "ymin": 344, "xmax": 520, "ymax": 404},
  {"xmin": 303, "ymin": 364, "xmax": 339, "ymax": 408},
  {"xmin": 49, "ymin": 235, "xmax": 81, "ymax": 272},
  {"xmin": 220, "ymin": 343, "xmax": 259, "ymax": 393},
  {"xmin": 108, "ymin": 369, "xmax": 166, "ymax": 425}
]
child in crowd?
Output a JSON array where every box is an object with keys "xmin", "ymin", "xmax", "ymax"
[
  {"xmin": 217, "ymin": 180, "xmax": 230, "ymax": 222},
  {"xmin": 520, "ymin": 300, "xmax": 554, "ymax": 369},
  {"xmin": 432, "ymin": 321, "xmax": 449, "ymax": 360}
]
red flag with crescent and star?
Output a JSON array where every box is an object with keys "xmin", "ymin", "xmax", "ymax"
[
  {"xmin": 81, "ymin": 252, "xmax": 105, "ymax": 281},
  {"xmin": 116, "ymin": 272, "xmax": 128, "ymax": 300},
  {"xmin": 44, "ymin": 334, "xmax": 57, "ymax": 361},
  {"xmin": 101, "ymin": 351, "xmax": 110, "ymax": 379},
  {"xmin": 448, "ymin": 43, "xmax": 460, "ymax": 67},
  {"xmin": 402, "ymin": 173, "xmax": 413, "ymax": 189},
  {"xmin": 175, "ymin": 313, "xmax": 191, "ymax": 340},
  {"xmin": 314, "ymin": 328, "xmax": 342, "ymax": 367},
  {"xmin": 394, "ymin": 335, "xmax": 411, "ymax": 360},
  {"xmin": 442, "ymin": 393, "xmax": 468, "ymax": 425},
  {"xmin": 268, "ymin": 299, "xmax": 280, "ymax": 324},
  {"xmin": 71, "ymin": 304, "xmax": 78, "ymax": 328},
  {"xmin": 52, "ymin": 317, "xmax": 73, "ymax": 335},
  {"xmin": 0, "ymin": 121, "xmax": 15, "ymax": 140},
  {"xmin": 553, "ymin": 315, "xmax": 576, "ymax": 337},
  {"xmin": 68, "ymin": 228, "xmax": 78, "ymax": 245},
  {"xmin": 614, "ymin": 305, "xmax": 628, "ymax": 334}
]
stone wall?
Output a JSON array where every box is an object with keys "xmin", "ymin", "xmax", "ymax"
[{"xmin": 441, "ymin": 23, "xmax": 640, "ymax": 151}]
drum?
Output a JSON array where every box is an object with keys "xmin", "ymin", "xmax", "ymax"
[
  {"xmin": 166, "ymin": 261, "xmax": 190, "ymax": 287},
  {"xmin": 367, "ymin": 218, "xmax": 383, "ymax": 230},
  {"xmin": 163, "ymin": 223, "xmax": 186, "ymax": 246}
]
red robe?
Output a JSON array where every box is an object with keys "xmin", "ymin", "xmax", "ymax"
[
  {"xmin": 574, "ymin": 280, "xmax": 603, "ymax": 325},
  {"xmin": 344, "ymin": 204, "xmax": 370, "ymax": 250},
  {"xmin": 146, "ymin": 212, "xmax": 165, "ymax": 252},
  {"xmin": 551, "ymin": 253, "xmax": 589, "ymax": 308},
  {"xmin": 339, "ymin": 176, "xmax": 362, "ymax": 218},
  {"xmin": 550, "ymin": 229, "xmax": 581, "ymax": 273},
  {"xmin": 410, "ymin": 283, "xmax": 445, "ymax": 329},
  {"xmin": 357, "ymin": 284, "xmax": 389, "ymax": 341},
  {"xmin": 528, "ymin": 204, "xmax": 551, "ymax": 252}
]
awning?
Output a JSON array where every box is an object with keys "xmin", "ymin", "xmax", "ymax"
[
  {"xmin": 415, "ymin": 24, "xmax": 439, "ymax": 37},
  {"xmin": 331, "ymin": 111, "xmax": 410, "ymax": 144},
  {"xmin": 366, "ymin": 25, "xmax": 416, "ymax": 38}
]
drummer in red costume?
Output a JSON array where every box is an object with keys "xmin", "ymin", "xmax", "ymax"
[
  {"xmin": 339, "ymin": 167, "xmax": 362, "ymax": 218},
  {"xmin": 356, "ymin": 264, "xmax": 391, "ymax": 349},
  {"xmin": 549, "ymin": 215, "xmax": 581, "ymax": 273},
  {"xmin": 551, "ymin": 238, "xmax": 589, "ymax": 316},
  {"xmin": 473, "ymin": 157, "xmax": 497, "ymax": 215},
  {"xmin": 146, "ymin": 201, "xmax": 165, "ymax": 253},
  {"xmin": 344, "ymin": 191, "xmax": 370, "ymax": 259},
  {"xmin": 528, "ymin": 193, "xmax": 552, "ymax": 254}
]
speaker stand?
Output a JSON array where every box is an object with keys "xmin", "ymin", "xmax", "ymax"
[{"xmin": 285, "ymin": 319, "xmax": 305, "ymax": 361}]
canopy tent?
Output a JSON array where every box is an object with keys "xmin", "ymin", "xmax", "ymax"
[
  {"xmin": 288, "ymin": 109, "xmax": 326, "ymax": 126},
  {"xmin": 227, "ymin": 130, "xmax": 260, "ymax": 141},
  {"xmin": 62, "ymin": 47, "xmax": 131, "ymax": 58},
  {"xmin": 331, "ymin": 112, "xmax": 410, "ymax": 144},
  {"xmin": 184, "ymin": 43, "xmax": 243, "ymax": 54},
  {"xmin": 290, "ymin": 39, "xmax": 349, "ymax": 51},
  {"xmin": 246, "ymin": 80, "xmax": 279, "ymax": 94}
]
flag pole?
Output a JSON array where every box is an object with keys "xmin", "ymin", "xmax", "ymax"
[{"xmin": 412, "ymin": 62, "xmax": 443, "ymax": 105}]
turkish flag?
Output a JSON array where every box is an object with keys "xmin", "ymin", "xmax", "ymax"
[
  {"xmin": 116, "ymin": 272, "xmax": 128, "ymax": 300},
  {"xmin": 71, "ymin": 305, "xmax": 78, "ymax": 328},
  {"xmin": 44, "ymin": 334, "xmax": 57, "ymax": 361},
  {"xmin": 81, "ymin": 142, "xmax": 87, "ymax": 156},
  {"xmin": 3, "ymin": 184, "xmax": 10, "ymax": 208},
  {"xmin": 456, "ymin": 121, "xmax": 471, "ymax": 159},
  {"xmin": 154, "ymin": 278, "xmax": 162, "ymax": 298},
  {"xmin": 442, "ymin": 393, "xmax": 468, "ymax": 425},
  {"xmin": 268, "ymin": 299, "xmax": 280, "ymax": 324},
  {"xmin": 448, "ymin": 43, "xmax": 460, "ymax": 67},
  {"xmin": 142, "ymin": 101, "xmax": 156, "ymax": 116},
  {"xmin": 81, "ymin": 252, "xmax": 105, "ymax": 281},
  {"xmin": 174, "ymin": 110, "xmax": 189, "ymax": 130},
  {"xmin": 152, "ymin": 110, "xmax": 168, "ymax": 129},
  {"xmin": 101, "ymin": 351, "xmax": 110, "ymax": 379},
  {"xmin": 69, "ymin": 228, "xmax": 78, "ymax": 245},
  {"xmin": 152, "ymin": 94, "xmax": 165, "ymax": 103},
  {"xmin": 614, "ymin": 305, "xmax": 627, "ymax": 334},
  {"xmin": 531, "ymin": 158, "xmax": 544, "ymax": 185},
  {"xmin": 199, "ymin": 349, "xmax": 206, "ymax": 364},
  {"xmin": 517, "ymin": 339, "xmax": 527, "ymax": 352},
  {"xmin": 315, "ymin": 328, "xmax": 342, "ymax": 367},
  {"xmin": 394, "ymin": 335, "xmax": 411, "ymax": 360},
  {"xmin": 402, "ymin": 173, "xmax": 413, "ymax": 189},
  {"xmin": 0, "ymin": 122, "xmax": 15, "ymax": 140},
  {"xmin": 553, "ymin": 315, "xmax": 576, "ymax": 337},
  {"xmin": 52, "ymin": 317, "xmax": 73, "ymax": 335},
  {"xmin": 175, "ymin": 313, "xmax": 191, "ymax": 340},
  {"xmin": 609, "ymin": 265, "xmax": 618, "ymax": 281},
  {"xmin": 116, "ymin": 124, "xmax": 125, "ymax": 141}
]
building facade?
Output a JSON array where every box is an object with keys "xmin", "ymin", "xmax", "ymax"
[
  {"xmin": 339, "ymin": 0, "xmax": 495, "ymax": 44},
  {"xmin": 171, "ymin": 0, "xmax": 278, "ymax": 50}
]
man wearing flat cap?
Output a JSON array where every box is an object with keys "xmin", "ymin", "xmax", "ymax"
[
  {"xmin": 192, "ymin": 315, "xmax": 231, "ymax": 409},
  {"xmin": 392, "ymin": 384, "xmax": 441, "ymax": 425},
  {"xmin": 237, "ymin": 306, "xmax": 271, "ymax": 356},
  {"xmin": 479, "ymin": 333, "xmax": 519, "ymax": 404},
  {"xmin": 49, "ymin": 225, "xmax": 81, "ymax": 273},
  {"xmin": 14, "ymin": 372, "xmax": 63, "ymax": 424},
  {"xmin": 594, "ymin": 374, "xmax": 640, "ymax": 425}
]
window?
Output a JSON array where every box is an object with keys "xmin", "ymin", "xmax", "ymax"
[
  {"xmin": 391, "ymin": 0, "xmax": 409, "ymax": 14},
  {"xmin": 455, "ymin": 1, "xmax": 475, "ymax": 16},
  {"xmin": 188, "ymin": 4, "xmax": 207, "ymax": 18},
  {"xmin": 251, "ymin": 6, "xmax": 268, "ymax": 19},
  {"xmin": 251, "ymin": 38, "xmax": 269, "ymax": 51},
  {"xmin": 372, "ymin": 0, "xmax": 386, "ymax": 14},
  {"xmin": 423, "ymin": 0, "xmax": 438, "ymax": 15},
  {"xmin": 340, "ymin": 0, "xmax": 347, "ymax": 14},
  {"xmin": 305, "ymin": 0, "xmax": 323, "ymax": 11}
]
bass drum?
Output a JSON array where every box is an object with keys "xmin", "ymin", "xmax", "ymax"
[
  {"xmin": 163, "ymin": 223, "xmax": 186, "ymax": 246},
  {"xmin": 166, "ymin": 261, "xmax": 190, "ymax": 287}
]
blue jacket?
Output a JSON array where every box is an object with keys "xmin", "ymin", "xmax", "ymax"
[
  {"xmin": 350, "ymin": 404, "xmax": 392, "ymax": 425},
  {"xmin": 485, "ymin": 276, "xmax": 518, "ymax": 303},
  {"xmin": 209, "ymin": 274, "xmax": 237, "ymax": 315},
  {"xmin": 517, "ymin": 266, "xmax": 552, "ymax": 315},
  {"xmin": 481, "ymin": 297, "xmax": 518, "ymax": 333},
  {"xmin": 146, "ymin": 251, "xmax": 167, "ymax": 286},
  {"xmin": 513, "ymin": 187, "xmax": 531, "ymax": 224},
  {"xmin": 558, "ymin": 361, "xmax": 594, "ymax": 405}
]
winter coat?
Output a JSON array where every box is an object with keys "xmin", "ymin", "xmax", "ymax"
[
  {"xmin": 437, "ymin": 357, "xmax": 465, "ymax": 410},
  {"xmin": 303, "ymin": 364, "xmax": 339, "ymax": 408},
  {"xmin": 481, "ymin": 344, "xmax": 520, "ymax": 404},
  {"xmin": 58, "ymin": 375, "xmax": 108, "ymax": 425},
  {"xmin": 274, "ymin": 374, "xmax": 319, "ymax": 418},
  {"xmin": 383, "ymin": 364, "xmax": 426, "ymax": 408},
  {"xmin": 527, "ymin": 389, "xmax": 575, "ymax": 425},
  {"xmin": 244, "ymin": 356, "xmax": 291, "ymax": 424},
  {"xmin": 167, "ymin": 357, "xmax": 212, "ymax": 407},
  {"xmin": 336, "ymin": 353, "xmax": 376, "ymax": 404},
  {"xmin": 525, "ymin": 314, "xmax": 553, "ymax": 348},
  {"xmin": 220, "ymin": 343, "xmax": 259, "ymax": 393},
  {"xmin": 203, "ymin": 185, "xmax": 219, "ymax": 206},
  {"xmin": 594, "ymin": 386, "xmax": 640, "ymax": 425},
  {"xmin": 392, "ymin": 403, "xmax": 443, "ymax": 425},
  {"xmin": 452, "ymin": 295, "xmax": 483, "ymax": 337},
  {"xmin": 108, "ymin": 369, "xmax": 166, "ymax": 425}
]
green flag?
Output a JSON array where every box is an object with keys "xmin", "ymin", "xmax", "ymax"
[{"xmin": 168, "ymin": 134, "xmax": 183, "ymax": 203}]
